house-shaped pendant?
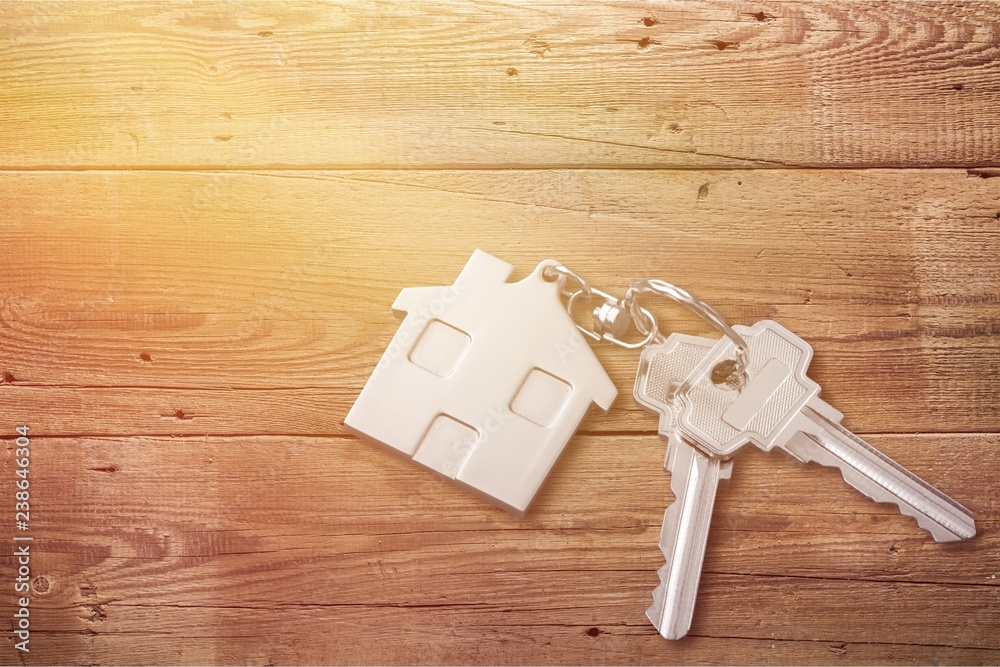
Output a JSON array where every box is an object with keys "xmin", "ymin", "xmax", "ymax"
[{"xmin": 345, "ymin": 250, "xmax": 618, "ymax": 516}]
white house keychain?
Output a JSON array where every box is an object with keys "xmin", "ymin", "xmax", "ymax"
[
  {"xmin": 345, "ymin": 249, "xmax": 976, "ymax": 640},
  {"xmin": 345, "ymin": 249, "xmax": 617, "ymax": 516}
]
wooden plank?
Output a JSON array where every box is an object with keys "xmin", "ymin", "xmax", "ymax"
[
  {"xmin": 1, "ymin": 169, "xmax": 998, "ymax": 434},
  {"xmin": 10, "ymin": 434, "xmax": 993, "ymax": 581},
  {"xmin": 15, "ymin": 597, "xmax": 1000, "ymax": 665},
  {"xmin": 1, "ymin": 1, "xmax": 999, "ymax": 169},
  {"xmin": 19, "ymin": 627, "xmax": 1000, "ymax": 666},
  {"xmin": 1, "ymin": 434, "xmax": 996, "ymax": 665}
]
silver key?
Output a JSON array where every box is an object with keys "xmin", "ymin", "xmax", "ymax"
[
  {"xmin": 635, "ymin": 334, "xmax": 734, "ymax": 640},
  {"xmin": 676, "ymin": 320, "xmax": 976, "ymax": 542}
]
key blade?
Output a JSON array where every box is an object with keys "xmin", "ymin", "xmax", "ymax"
[
  {"xmin": 647, "ymin": 438, "xmax": 733, "ymax": 640},
  {"xmin": 782, "ymin": 405, "xmax": 976, "ymax": 542}
]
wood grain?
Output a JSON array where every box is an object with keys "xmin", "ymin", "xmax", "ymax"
[
  {"xmin": 2, "ymin": 0, "xmax": 999, "ymax": 664},
  {"xmin": 1, "ymin": 170, "xmax": 997, "ymax": 435},
  {"xmin": 0, "ymin": 1, "xmax": 998, "ymax": 168},
  {"xmin": 1, "ymin": 433, "xmax": 996, "ymax": 665}
]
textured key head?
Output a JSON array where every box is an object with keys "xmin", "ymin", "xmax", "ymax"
[
  {"xmin": 634, "ymin": 334, "xmax": 716, "ymax": 433},
  {"xmin": 675, "ymin": 320, "xmax": 821, "ymax": 457}
]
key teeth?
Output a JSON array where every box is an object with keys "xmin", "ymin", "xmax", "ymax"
[
  {"xmin": 646, "ymin": 607, "xmax": 689, "ymax": 640},
  {"xmin": 647, "ymin": 445, "xmax": 733, "ymax": 640},
  {"xmin": 836, "ymin": 467, "xmax": 977, "ymax": 542},
  {"xmin": 646, "ymin": 583, "xmax": 690, "ymax": 640},
  {"xmin": 647, "ymin": 506, "xmax": 716, "ymax": 639},
  {"xmin": 784, "ymin": 436, "xmax": 977, "ymax": 543},
  {"xmin": 648, "ymin": 495, "xmax": 682, "ymax": 600},
  {"xmin": 646, "ymin": 481, "xmax": 687, "ymax": 637},
  {"xmin": 646, "ymin": 583, "xmax": 666, "ymax": 626},
  {"xmin": 920, "ymin": 518, "xmax": 975, "ymax": 542},
  {"xmin": 648, "ymin": 572, "xmax": 690, "ymax": 640},
  {"xmin": 647, "ymin": 562, "xmax": 672, "ymax": 617}
]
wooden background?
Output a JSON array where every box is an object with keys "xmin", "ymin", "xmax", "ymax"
[{"xmin": 1, "ymin": 1, "xmax": 998, "ymax": 664}]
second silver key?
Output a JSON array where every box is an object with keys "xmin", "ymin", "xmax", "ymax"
[{"xmin": 676, "ymin": 320, "xmax": 976, "ymax": 542}]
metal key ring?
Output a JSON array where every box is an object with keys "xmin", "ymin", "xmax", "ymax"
[
  {"xmin": 542, "ymin": 263, "xmax": 592, "ymax": 300},
  {"xmin": 566, "ymin": 287, "xmax": 660, "ymax": 349},
  {"xmin": 623, "ymin": 279, "xmax": 749, "ymax": 386}
]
